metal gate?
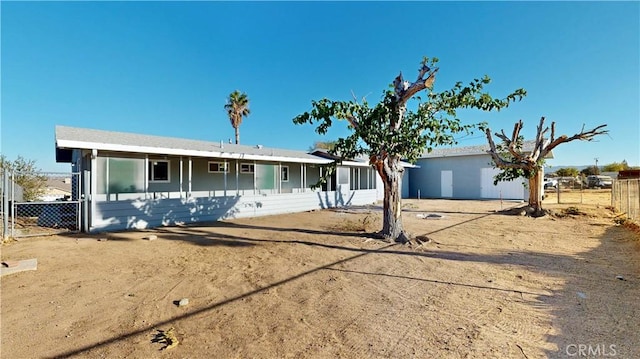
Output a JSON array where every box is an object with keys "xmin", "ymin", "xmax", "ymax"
[{"xmin": 2, "ymin": 171, "xmax": 83, "ymax": 239}]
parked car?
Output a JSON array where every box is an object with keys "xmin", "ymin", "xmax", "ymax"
[
  {"xmin": 587, "ymin": 175, "xmax": 613, "ymax": 189},
  {"xmin": 544, "ymin": 178, "xmax": 558, "ymax": 189}
]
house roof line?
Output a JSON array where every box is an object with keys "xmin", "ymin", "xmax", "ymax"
[
  {"xmin": 56, "ymin": 139, "xmax": 333, "ymax": 164},
  {"xmin": 419, "ymin": 140, "xmax": 554, "ymax": 159},
  {"xmin": 310, "ymin": 149, "xmax": 418, "ymax": 168},
  {"xmin": 55, "ymin": 126, "xmax": 333, "ymax": 164}
]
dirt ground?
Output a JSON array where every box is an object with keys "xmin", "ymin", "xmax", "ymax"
[{"xmin": 1, "ymin": 191, "xmax": 639, "ymax": 358}]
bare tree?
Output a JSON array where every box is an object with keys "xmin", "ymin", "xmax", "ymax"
[{"xmin": 485, "ymin": 117, "xmax": 608, "ymax": 215}]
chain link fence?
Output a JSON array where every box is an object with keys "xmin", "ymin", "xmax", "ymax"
[
  {"xmin": 612, "ymin": 179, "xmax": 640, "ymax": 223},
  {"xmin": 543, "ymin": 176, "xmax": 612, "ymax": 206},
  {"xmin": 2, "ymin": 171, "xmax": 83, "ymax": 239}
]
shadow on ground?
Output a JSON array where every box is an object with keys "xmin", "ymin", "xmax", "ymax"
[{"xmin": 48, "ymin": 208, "xmax": 639, "ymax": 358}]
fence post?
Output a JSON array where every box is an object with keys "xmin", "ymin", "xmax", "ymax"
[
  {"xmin": 611, "ymin": 180, "xmax": 615, "ymax": 207},
  {"xmin": 637, "ymin": 179, "xmax": 640, "ymax": 221},
  {"xmin": 10, "ymin": 172, "xmax": 15, "ymax": 237},
  {"xmin": 83, "ymin": 170, "xmax": 90, "ymax": 233},
  {"xmin": 627, "ymin": 180, "xmax": 631, "ymax": 219},
  {"xmin": 2, "ymin": 171, "xmax": 8, "ymax": 239},
  {"xmin": 637, "ymin": 180, "xmax": 640, "ymax": 221}
]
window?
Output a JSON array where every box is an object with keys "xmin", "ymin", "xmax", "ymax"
[
  {"xmin": 338, "ymin": 167, "xmax": 349, "ymax": 185},
  {"xmin": 281, "ymin": 166, "xmax": 289, "ymax": 182},
  {"xmin": 240, "ymin": 163, "xmax": 255, "ymax": 174},
  {"xmin": 208, "ymin": 162, "xmax": 228, "ymax": 173},
  {"xmin": 97, "ymin": 157, "xmax": 145, "ymax": 194},
  {"xmin": 149, "ymin": 160, "xmax": 170, "ymax": 182}
]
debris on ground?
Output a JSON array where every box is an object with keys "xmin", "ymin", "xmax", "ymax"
[
  {"xmin": 76, "ymin": 237, "xmax": 108, "ymax": 242},
  {"xmin": 416, "ymin": 213, "xmax": 444, "ymax": 219},
  {"xmin": 143, "ymin": 235, "xmax": 158, "ymax": 241},
  {"xmin": 152, "ymin": 327, "xmax": 179, "ymax": 350},
  {"xmin": 2, "ymin": 260, "xmax": 20, "ymax": 268},
  {"xmin": 177, "ymin": 298, "xmax": 189, "ymax": 307}
]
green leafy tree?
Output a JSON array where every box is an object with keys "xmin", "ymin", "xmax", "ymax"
[
  {"xmin": 556, "ymin": 167, "xmax": 579, "ymax": 177},
  {"xmin": 485, "ymin": 117, "xmax": 608, "ymax": 215},
  {"xmin": 224, "ymin": 90, "xmax": 251, "ymax": 144},
  {"xmin": 0, "ymin": 155, "xmax": 47, "ymax": 201},
  {"xmin": 293, "ymin": 57, "xmax": 526, "ymax": 243},
  {"xmin": 580, "ymin": 166, "xmax": 600, "ymax": 176},
  {"xmin": 602, "ymin": 161, "xmax": 630, "ymax": 172}
]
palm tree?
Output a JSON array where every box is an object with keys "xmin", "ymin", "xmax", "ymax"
[{"xmin": 224, "ymin": 90, "xmax": 250, "ymax": 144}]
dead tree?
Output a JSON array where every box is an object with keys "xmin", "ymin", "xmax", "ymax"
[{"xmin": 485, "ymin": 117, "xmax": 608, "ymax": 215}]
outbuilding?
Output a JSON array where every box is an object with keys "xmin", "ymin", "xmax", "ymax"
[{"xmin": 408, "ymin": 141, "xmax": 552, "ymax": 200}]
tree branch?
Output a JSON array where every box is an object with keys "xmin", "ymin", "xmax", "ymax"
[
  {"xmin": 345, "ymin": 114, "xmax": 359, "ymax": 130},
  {"xmin": 542, "ymin": 123, "xmax": 608, "ymax": 156},
  {"xmin": 484, "ymin": 128, "xmax": 532, "ymax": 169},
  {"xmin": 399, "ymin": 68, "xmax": 439, "ymax": 104}
]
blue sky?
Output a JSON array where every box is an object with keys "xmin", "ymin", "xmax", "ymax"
[{"xmin": 1, "ymin": 1, "xmax": 638, "ymax": 172}]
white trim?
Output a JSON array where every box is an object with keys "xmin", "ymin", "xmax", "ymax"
[
  {"xmin": 56, "ymin": 139, "xmax": 332, "ymax": 164},
  {"xmin": 235, "ymin": 161, "xmax": 239, "ymax": 195},
  {"xmin": 149, "ymin": 159, "xmax": 170, "ymax": 183},
  {"xmin": 144, "ymin": 154, "xmax": 149, "ymax": 196},
  {"xmin": 208, "ymin": 161, "xmax": 229, "ymax": 173},
  {"xmin": 179, "ymin": 157, "xmax": 184, "ymax": 198},
  {"xmin": 188, "ymin": 158, "xmax": 192, "ymax": 195},
  {"xmin": 240, "ymin": 163, "xmax": 255, "ymax": 174},
  {"xmin": 90, "ymin": 149, "xmax": 97, "ymax": 232}
]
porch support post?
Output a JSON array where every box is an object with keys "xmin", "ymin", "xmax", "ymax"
[
  {"xmin": 235, "ymin": 160, "xmax": 239, "ymax": 195},
  {"xmin": 224, "ymin": 160, "xmax": 228, "ymax": 197},
  {"xmin": 278, "ymin": 162, "xmax": 282, "ymax": 194},
  {"xmin": 144, "ymin": 154, "xmax": 149, "ymax": 198},
  {"xmin": 253, "ymin": 161, "xmax": 257, "ymax": 195},
  {"xmin": 179, "ymin": 156, "xmax": 184, "ymax": 199},
  {"xmin": 301, "ymin": 164, "xmax": 305, "ymax": 192},
  {"xmin": 188, "ymin": 157, "xmax": 192, "ymax": 196},
  {"xmin": 105, "ymin": 156, "xmax": 110, "ymax": 200},
  {"xmin": 90, "ymin": 149, "xmax": 98, "ymax": 232},
  {"xmin": 83, "ymin": 170, "xmax": 90, "ymax": 233}
]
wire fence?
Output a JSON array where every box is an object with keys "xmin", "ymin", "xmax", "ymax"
[
  {"xmin": 542, "ymin": 177, "xmax": 612, "ymax": 207},
  {"xmin": 612, "ymin": 179, "xmax": 640, "ymax": 223},
  {"xmin": 2, "ymin": 171, "xmax": 82, "ymax": 239}
]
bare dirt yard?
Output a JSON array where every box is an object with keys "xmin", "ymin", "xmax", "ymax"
[{"xmin": 2, "ymin": 191, "xmax": 639, "ymax": 358}]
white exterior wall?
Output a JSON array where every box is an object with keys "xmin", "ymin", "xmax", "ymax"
[{"xmin": 90, "ymin": 189, "xmax": 378, "ymax": 232}]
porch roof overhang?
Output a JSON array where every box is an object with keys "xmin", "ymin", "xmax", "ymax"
[
  {"xmin": 55, "ymin": 126, "xmax": 333, "ymax": 165},
  {"xmin": 310, "ymin": 150, "xmax": 419, "ymax": 168}
]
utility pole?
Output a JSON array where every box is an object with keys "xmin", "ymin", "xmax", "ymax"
[{"xmin": 594, "ymin": 158, "xmax": 599, "ymax": 174}]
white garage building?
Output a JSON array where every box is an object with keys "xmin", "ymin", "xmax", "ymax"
[{"xmin": 408, "ymin": 141, "xmax": 552, "ymax": 200}]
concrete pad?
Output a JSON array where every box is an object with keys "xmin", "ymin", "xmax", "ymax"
[{"xmin": 1, "ymin": 259, "xmax": 37, "ymax": 277}]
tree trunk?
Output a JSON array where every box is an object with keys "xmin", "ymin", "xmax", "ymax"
[
  {"xmin": 235, "ymin": 127, "xmax": 240, "ymax": 144},
  {"xmin": 376, "ymin": 156, "xmax": 409, "ymax": 243},
  {"xmin": 528, "ymin": 170, "xmax": 544, "ymax": 214}
]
